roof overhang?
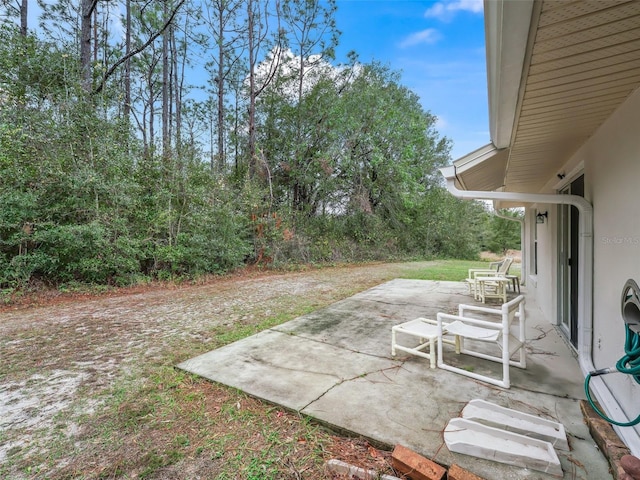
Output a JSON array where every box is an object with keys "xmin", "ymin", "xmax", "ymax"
[
  {"xmin": 452, "ymin": 143, "xmax": 510, "ymax": 191},
  {"xmin": 449, "ymin": 0, "xmax": 640, "ymax": 194}
]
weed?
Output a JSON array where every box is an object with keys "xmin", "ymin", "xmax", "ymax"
[
  {"xmin": 246, "ymin": 454, "xmax": 279, "ymax": 480},
  {"xmin": 138, "ymin": 451, "xmax": 169, "ymax": 478},
  {"xmin": 174, "ymin": 434, "xmax": 190, "ymax": 447}
]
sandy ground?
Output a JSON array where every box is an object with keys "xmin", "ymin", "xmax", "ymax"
[{"xmin": 1, "ymin": 263, "xmax": 426, "ymax": 479}]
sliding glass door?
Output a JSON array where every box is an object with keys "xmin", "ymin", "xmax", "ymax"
[{"xmin": 558, "ymin": 175, "xmax": 583, "ymax": 348}]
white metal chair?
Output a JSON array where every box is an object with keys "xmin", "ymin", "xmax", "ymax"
[{"xmin": 436, "ymin": 295, "xmax": 526, "ymax": 388}]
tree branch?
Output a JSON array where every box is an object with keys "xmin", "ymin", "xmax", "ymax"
[
  {"xmin": 85, "ymin": 0, "xmax": 99, "ymax": 18},
  {"xmin": 93, "ymin": 0, "xmax": 186, "ymax": 95}
]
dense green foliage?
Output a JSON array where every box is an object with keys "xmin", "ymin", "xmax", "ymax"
[
  {"xmin": 483, "ymin": 209, "xmax": 523, "ymax": 254},
  {"xmin": 0, "ymin": 2, "xmax": 504, "ymax": 292}
]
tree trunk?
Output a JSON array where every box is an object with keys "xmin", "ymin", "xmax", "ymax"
[
  {"xmin": 19, "ymin": 0, "xmax": 27, "ymax": 36},
  {"xmin": 171, "ymin": 23, "xmax": 183, "ymax": 165},
  {"xmin": 216, "ymin": 6, "xmax": 225, "ymax": 171},
  {"xmin": 247, "ymin": 0, "xmax": 257, "ymax": 175},
  {"xmin": 162, "ymin": 0, "xmax": 170, "ymax": 158},
  {"xmin": 124, "ymin": 0, "xmax": 131, "ymax": 120},
  {"xmin": 80, "ymin": 0, "xmax": 98, "ymax": 93},
  {"xmin": 149, "ymin": 71, "xmax": 155, "ymax": 158},
  {"xmin": 93, "ymin": 7, "xmax": 98, "ymax": 64}
]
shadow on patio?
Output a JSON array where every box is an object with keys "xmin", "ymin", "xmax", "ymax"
[{"xmin": 178, "ymin": 279, "xmax": 612, "ymax": 479}]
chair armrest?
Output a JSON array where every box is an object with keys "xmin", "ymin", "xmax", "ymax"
[
  {"xmin": 437, "ymin": 312, "xmax": 503, "ymax": 330},
  {"xmin": 475, "ymin": 271, "xmax": 506, "ymax": 278},
  {"xmin": 468, "ymin": 268, "xmax": 494, "ymax": 278},
  {"xmin": 467, "ymin": 270, "xmax": 496, "ymax": 282},
  {"xmin": 458, "ymin": 303, "xmax": 502, "ymax": 316}
]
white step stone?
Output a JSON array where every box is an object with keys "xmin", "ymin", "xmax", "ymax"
[
  {"xmin": 444, "ymin": 418, "xmax": 563, "ymax": 478},
  {"xmin": 461, "ymin": 399, "xmax": 569, "ymax": 451}
]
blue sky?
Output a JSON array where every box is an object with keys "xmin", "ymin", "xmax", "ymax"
[{"xmin": 331, "ymin": 0, "xmax": 489, "ymax": 160}]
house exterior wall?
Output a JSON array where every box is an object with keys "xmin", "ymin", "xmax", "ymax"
[
  {"xmin": 527, "ymin": 204, "xmax": 557, "ymax": 324},
  {"xmin": 524, "ymin": 208, "xmax": 539, "ymax": 297},
  {"xmin": 530, "ymin": 87, "xmax": 640, "ymax": 442},
  {"xmin": 587, "ymin": 87, "xmax": 640, "ymax": 437}
]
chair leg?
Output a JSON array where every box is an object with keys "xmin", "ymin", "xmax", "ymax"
[
  {"xmin": 500, "ymin": 329, "xmax": 511, "ymax": 388},
  {"xmin": 391, "ymin": 329, "xmax": 397, "ymax": 356},
  {"xmin": 429, "ymin": 337, "xmax": 436, "ymax": 368}
]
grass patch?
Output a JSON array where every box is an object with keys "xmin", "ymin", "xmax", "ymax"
[
  {"xmin": 31, "ymin": 354, "xmax": 335, "ymax": 480},
  {"xmin": 210, "ymin": 305, "xmax": 318, "ymax": 348},
  {"xmin": 398, "ymin": 258, "xmax": 521, "ymax": 282},
  {"xmin": 400, "ymin": 259, "xmax": 493, "ymax": 282}
]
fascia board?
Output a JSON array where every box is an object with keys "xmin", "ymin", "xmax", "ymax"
[
  {"xmin": 485, "ymin": 0, "xmax": 534, "ymax": 149},
  {"xmin": 453, "ymin": 143, "xmax": 501, "ymax": 172}
]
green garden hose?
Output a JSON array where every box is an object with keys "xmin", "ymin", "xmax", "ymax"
[{"xmin": 584, "ymin": 279, "xmax": 640, "ymax": 427}]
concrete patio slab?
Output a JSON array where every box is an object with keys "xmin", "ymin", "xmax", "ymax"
[
  {"xmin": 177, "ymin": 328, "xmax": 398, "ymax": 411},
  {"xmin": 177, "ymin": 279, "xmax": 613, "ymax": 480}
]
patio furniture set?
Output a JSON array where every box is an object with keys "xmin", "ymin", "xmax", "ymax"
[
  {"xmin": 390, "ymin": 261, "xmax": 570, "ymax": 477},
  {"xmin": 465, "ymin": 257, "xmax": 519, "ymax": 303},
  {"xmin": 391, "ymin": 257, "xmax": 525, "ymax": 389}
]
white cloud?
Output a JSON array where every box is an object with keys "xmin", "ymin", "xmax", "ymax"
[
  {"xmin": 399, "ymin": 29, "xmax": 441, "ymax": 48},
  {"xmin": 251, "ymin": 47, "xmax": 351, "ymax": 101},
  {"xmin": 434, "ymin": 115, "xmax": 448, "ymax": 130},
  {"xmin": 425, "ymin": 0, "xmax": 483, "ymax": 21}
]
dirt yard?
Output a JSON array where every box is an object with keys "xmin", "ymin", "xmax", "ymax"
[{"xmin": 0, "ymin": 263, "xmax": 432, "ymax": 479}]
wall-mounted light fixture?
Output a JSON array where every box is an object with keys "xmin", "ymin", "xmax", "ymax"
[{"xmin": 536, "ymin": 211, "xmax": 548, "ymax": 224}]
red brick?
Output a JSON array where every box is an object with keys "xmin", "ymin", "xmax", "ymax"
[
  {"xmin": 447, "ymin": 464, "xmax": 485, "ymax": 480},
  {"xmin": 391, "ymin": 445, "xmax": 446, "ymax": 480},
  {"xmin": 580, "ymin": 400, "xmax": 630, "ymax": 480}
]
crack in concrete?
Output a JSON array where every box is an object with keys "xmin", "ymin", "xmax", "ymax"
[
  {"xmin": 299, "ymin": 364, "xmax": 404, "ymax": 412},
  {"xmin": 268, "ymin": 325, "xmax": 407, "ymax": 413},
  {"xmin": 269, "ymin": 327, "xmax": 393, "ymax": 360},
  {"xmin": 354, "ymin": 297, "xmax": 462, "ymax": 309},
  {"xmin": 246, "ymin": 354, "xmax": 344, "ymax": 381}
]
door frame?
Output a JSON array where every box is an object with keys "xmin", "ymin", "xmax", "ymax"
[{"xmin": 557, "ymin": 175, "xmax": 583, "ymax": 348}]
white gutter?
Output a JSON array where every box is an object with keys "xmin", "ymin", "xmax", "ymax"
[
  {"xmin": 485, "ymin": 0, "xmax": 535, "ymax": 148},
  {"xmin": 441, "ymin": 166, "xmax": 638, "ymax": 452},
  {"xmin": 493, "ymin": 209, "xmax": 526, "ymax": 285}
]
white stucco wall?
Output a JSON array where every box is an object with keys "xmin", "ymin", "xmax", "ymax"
[
  {"xmin": 528, "ymin": 204, "xmax": 557, "ymax": 323},
  {"xmin": 588, "ymin": 88, "xmax": 640, "ymax": 437},
  {"xmin": 520, "ymin": 87, "xmax": 640, "ymax": 450},
  {"xmin": 557, "ymin": 87, "xmax": 640, "ymax": 447},
  {"xmin": 524, "ymin": 209, "xmax": 538, "ymax": 294}
]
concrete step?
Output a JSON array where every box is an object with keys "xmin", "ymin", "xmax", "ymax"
[
  {"xmin": 461, "ymin": 399, "xmax": 569, "ymax": 451},
  {"xmin": 444, "ymin": 418, "xmax": 563, "ymax": 478}
]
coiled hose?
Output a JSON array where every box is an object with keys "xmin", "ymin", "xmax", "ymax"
[{"xmin": 584, "ymin": 279, "xmax": 640, "ymax": 427}]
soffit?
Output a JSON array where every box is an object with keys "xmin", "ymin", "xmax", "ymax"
[
  {"xmin": 505, "ymin": 0, "xmax": 640, "ymax": 193},
  {"xmin": 453, "ymin": 144, "xmax": 509, "ymax": 191}
]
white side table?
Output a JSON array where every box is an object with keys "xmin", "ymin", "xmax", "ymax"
[
  {"xmin": 476, "ymin": 276, "xmax": 510, "ymax": 303},
  {"xmin": 391, "ymin": 317, "xmax": 459, "ymax": 368}
]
